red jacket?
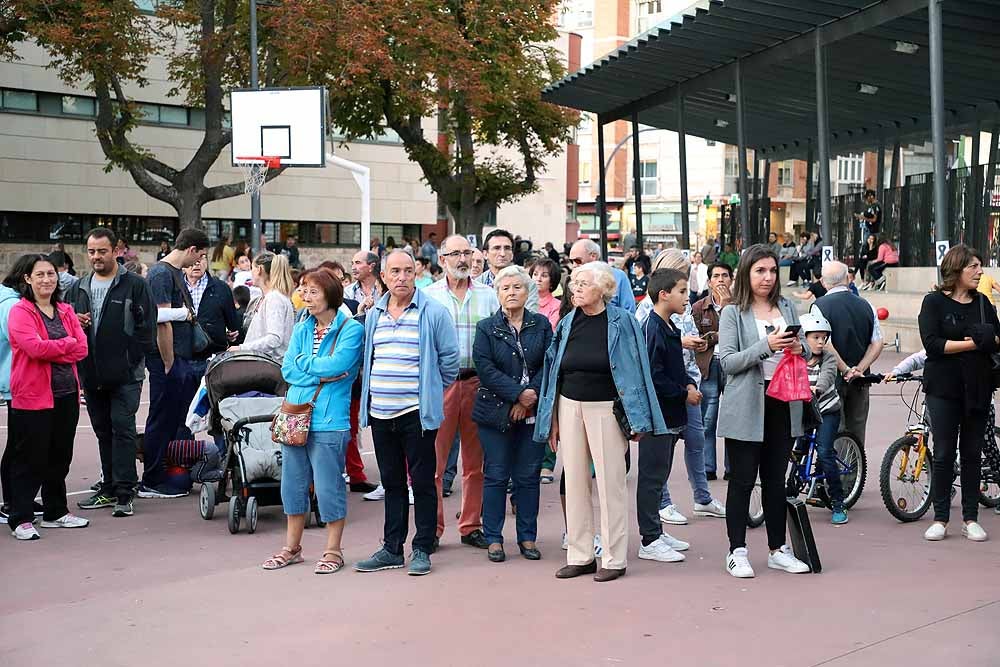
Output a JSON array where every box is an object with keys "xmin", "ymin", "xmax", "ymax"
[{"xmin": 8, "ymin": 299, "xmax": 88, "ymax": 410}]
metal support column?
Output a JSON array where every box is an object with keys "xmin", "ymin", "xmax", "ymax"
[
  {"xmin": 985, "ymin": 127, "xmax": 999, "ymax": 237},
  {"xmin": 249, "ymin": 0, "xmax": 262, "ymax": 254},
  {"xmin": 597, "ymin": 116, "xmax": 608, "ymax": 261},
  {"xmin": 928, "ymin": 0, "xmax": 948, "ymax": 243},
  {"xmin": 890, "ymin": 140, "xmax": 901, "ymax": 189},
  {"xmin": 677, "ymin": 95, "xmax": 691, "ymax": 250},
  {"xmin": 876, "ymin": 135, "xmax": 886, "ymax": 208},
  {"xmin": 751, "ymin": 153, "xmax": 760, "ymax": 243},
  {"xmin": 815, "ymin": 31, "xmax": 832, "ymax": 246},
  {"xmin": 631, "ymin": 112, "xmax": 644, "ymax": 252},
  {"xmin": 805, "ymin": 141, "xmax": 815, "ymax": 233},
  {"xmin": 735, "ymin": 59, "xmax": 749, "ymax": 249},
  {"xmin": 971, "ymin": 124, "xmax": 981, "ymax": 242},
  {"xmin": 761, "ymin": 159, "xmax": 771, "ymax": 238}
]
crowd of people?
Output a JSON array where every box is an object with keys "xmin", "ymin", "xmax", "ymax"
[{"xmin": 0, "ymin": 226, "xmax": 995, "ymax": 583}]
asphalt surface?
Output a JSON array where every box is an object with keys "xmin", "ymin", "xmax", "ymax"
[{"xmin": 2, "ymin": 352, "xmax": 999, "ymax": 666}]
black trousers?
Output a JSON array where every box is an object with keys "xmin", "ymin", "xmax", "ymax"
[
  {"xmin": 370, "ymin": 411, "xmax": 438, "ymax": 555},
  {"xmin": 84, "ymin": 381, "xmax": 142, "ymax": 501},
  {"xmin": 636, "ymin": 433, "xmax": 678, "ymax": 545},
  {"xmin": 926, "ymin": 394, "xmax": 986, "ymax": 523},
  {"xmin": 1, "ymin": 403, "xmax": 11, "ymax": 506},
  {"xmin": 7, "ymin": 395, "xmax": 80, "ymax": 528},
  {"xmin": 725, "ymin": 396, "xmax": 794, "ymax": 552}
]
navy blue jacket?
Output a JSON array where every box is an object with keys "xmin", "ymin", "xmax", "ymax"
[
  {"xmin": 195, "ymin": 276, "xmax": 242, "ymax": 358},
  {"xmin": 644, "ymin": 310, "xmax": 695, "ymax": 429},
  {"xmin": 473, "ymin": 309, "xmax": 553, "ymax": 405}
]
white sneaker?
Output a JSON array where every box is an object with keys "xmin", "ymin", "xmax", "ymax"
[
  {"xmin": 362, "ymin": 484, "xmax": 385, "ymax": 501},
  {"xmin": 924, "ymin": 522, "xmax": 947, "ymax": 541},
  {"xmin": 638, "ymin": 535, "xmax": 686, "ymax": 562},
  {"xmin": 786, "ymin": 281, "xmax": 797, "ymax": 287},
  {"xmin": 693, "ymin": 499, "xmax": 726, "ymax": 518},
  {"xmin": 408, "ymin": 486, "xmax": 414, "ymax": 506},
  {"xmin": 12, "ymin": 522, "xmax": 40, "ymax": 540},
  {"xmin": 962, "ymin": 521, "xmax": 988, "ymax": 542},
  {"xmin": 726, "ymin": 547, "xmax": 754, "ymax": 578},
  {"xmin": 39, "ymin": 513, "xmax": 89, "ymax": 529},
  {"xmin": 767, "ymin": 545, "xmax": 810, "ymax": 573},
  {"xmin": 561, "ymin": 532, "xmax": 568, "ymax": 550},
  {"xmin": 661, "ymin": 532, "xmax": 690, "ymax": 552},
  {"xmin": 659, "ymin": 504, "xmax": 688, "ymax": 525},
  {"xmin": 594, "ymin": 534, "xmax": 603, "ymax": 558}
]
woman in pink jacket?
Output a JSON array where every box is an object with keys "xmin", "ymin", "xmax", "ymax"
[
  {"xmin": 7, "ymin": 254, "xmax": 89, "ymax": 540},
  {"xmin": 864, "ymin": 238, "xmax": 900, "ymax": 292}
]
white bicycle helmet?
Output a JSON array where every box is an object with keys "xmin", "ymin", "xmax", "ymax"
[{"xmin": 800, "ymin": 311, "xmax": 832, "ymax": 335}]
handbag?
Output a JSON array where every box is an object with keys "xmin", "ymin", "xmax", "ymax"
[
  {"xmin": 977, "ymin": 295, "xmax": 1000, "ymax": 389},
  {"xmin": 612, "ymin": 397, "xmax": 633, "ymax": 441},
  {"xmin": 471, "ymin": 385, "xmax": 513, "ymax": 433},
  {"xmin": 766, "ymin": 353, "xmax": 813, "ymax": 403},
  {"xmin": 166, "ymin": 263, "xmax": 212, "ymax": 355},
  {"xmin": 270, "ymin": 318, "xmax": 349, "ymax": 446}
]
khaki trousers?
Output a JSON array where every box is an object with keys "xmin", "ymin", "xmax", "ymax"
[{"xmin": 559, "ymin": 396, "xmax": 629, "ymax": 570}]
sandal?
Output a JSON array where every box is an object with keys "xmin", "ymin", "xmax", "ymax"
[
  {"xmin": 315, "ymin": 549, "xmax": 345, "ymax": 574},
  {"xmin": 262, "ymin": 545, "xmax": 303, "ymax": 570}
]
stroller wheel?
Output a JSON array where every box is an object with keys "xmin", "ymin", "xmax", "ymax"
[
  {"xmin": 228, "ymin": 496, "xmax": 241, "ymax": 534},
  {"xmin": 246, "ymin": 496, "xmax": 258, "ymax": 534},
  {"xmin": 199, "ymin": 484, "xmax": 216, "ymax": 520}
]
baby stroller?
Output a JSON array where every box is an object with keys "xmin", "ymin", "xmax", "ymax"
[{"xmin": 197, "ymin": 351, "xmax": 322, "ymax": 534}]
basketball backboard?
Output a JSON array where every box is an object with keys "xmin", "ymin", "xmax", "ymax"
[{"xmin": 229, "ymin": 86, "xmax": 327, "ymax": 168}]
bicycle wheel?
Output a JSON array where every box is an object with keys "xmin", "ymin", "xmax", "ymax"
[
  {"xmin": 979, "ymin": 471, "xmax": 1000, "ymax": 508},
  {"xmin": 879, "ymin": 435, "xmax": 932, "ymax": 522},
  {"xmin": 835, "ymin": 431, "xmax": 867, "ymax": 509},
  {"xmin": 747, "ymin": 479, "xmax": 765, "ymax": 528}
]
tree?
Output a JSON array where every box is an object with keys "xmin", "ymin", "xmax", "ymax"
[
  {"xmin": 268, "ymin": 0, "xmax": 577, "ymax": 237},
  {"xmin": 1, "ymin": 1, "xmax": 281, "ymax": 230}
]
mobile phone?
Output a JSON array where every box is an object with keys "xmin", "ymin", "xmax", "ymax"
[{"xmin": 783, "ymin": 324, "xmax": 802, "ymax": 336}]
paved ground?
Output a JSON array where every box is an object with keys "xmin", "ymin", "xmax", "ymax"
[{"xmin": 2, "ymin": 352, "xmax": 999, "ymax": 666}]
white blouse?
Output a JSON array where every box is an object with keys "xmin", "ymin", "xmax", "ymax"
[{"xmin": 754, "ymin": 315, "xmax": 787, "ymax": 381}]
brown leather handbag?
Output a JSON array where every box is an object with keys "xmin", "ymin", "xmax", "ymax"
[{"xmin": 270, "ymin": 318, "xmax": 349, "ymax": 446}]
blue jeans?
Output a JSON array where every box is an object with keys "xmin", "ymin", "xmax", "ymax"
[
  {"xmin": 280, "ymin": 430, "xmax": 349, "ymax": 523},
  {"xmin": 812, "ymin": 410, "xmax": 844, "ymax": 505},
  {"xmin": 143, "ymin": 356, "xmax": 201, "ymax": 491},
  {"xmin": 661, "ymin": 403, "xmax": 712, "ymax": 508},
  {"xmin": 480, "ymin": 422, "xmax": 543, "ymax": 545},
  {"xmin": 701, "ymin": 357, "xmax": 729, "ymax": 475}
]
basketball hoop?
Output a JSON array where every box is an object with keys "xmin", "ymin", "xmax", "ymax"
[{"xmin": 235, "ymin": 156, "xmax": 281, "ymax": 197}]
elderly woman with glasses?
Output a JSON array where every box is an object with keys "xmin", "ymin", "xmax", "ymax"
[
  {"xmin": 473, "ymin": 265, "xmax": 553, "ymax": 563},
  {"xmin": 534, "ymin": 262, "xmax": 666, "ymax": 582}
]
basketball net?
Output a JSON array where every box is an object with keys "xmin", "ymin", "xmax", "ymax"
[{"xmin": 235, "ymin": 156, "xmax": 280, "ymax": 197}]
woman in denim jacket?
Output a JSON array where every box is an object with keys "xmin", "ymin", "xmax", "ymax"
[{"xmin": 534, "ymin": 262, "xmax": 666, "ymax": 583}]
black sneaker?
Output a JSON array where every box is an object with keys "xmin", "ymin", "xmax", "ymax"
[
  {"xmin": 461, "ymin": 529, "xmax": 489, "ymax": 549},
  {"xmin": 78, "ymin": 493, "xmax": 116, "ymax": 510},
  {"xmin": 137, "ymin": 484, "xmax": 187, "ymax": 499},
  {"xmin": 0, "ymin": 505, "xmax": 8, "ymax": 525},
  {"xmin": 112, "ymin": 499, "xmax": 134, "ymax": 517}
]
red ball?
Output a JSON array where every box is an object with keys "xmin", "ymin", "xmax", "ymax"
[{"xmin": 877, "ymin": 307, "xmax": 889, "ymax": 320}]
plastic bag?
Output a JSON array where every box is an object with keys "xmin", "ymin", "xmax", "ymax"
[{"xmin": 766, "ymin": 353, "xmax": 813, "ymax": 403}]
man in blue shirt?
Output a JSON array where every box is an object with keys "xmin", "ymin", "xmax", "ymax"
[{"xmin": 568, "ymin": 239, "xmax": 636, "ymax": 313}]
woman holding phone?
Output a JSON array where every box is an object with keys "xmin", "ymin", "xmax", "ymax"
[{"xmin": 717, "ymin": 244, "xmax": 811, "ymax": 579}]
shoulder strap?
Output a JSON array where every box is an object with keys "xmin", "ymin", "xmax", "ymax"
[
  {"xmin": 309, "ymin": 316, "xmax": 351, "ymax": 402},
  {"xmin": 163, "ymin": 261, "xmax": 197, "ymax": 317}
]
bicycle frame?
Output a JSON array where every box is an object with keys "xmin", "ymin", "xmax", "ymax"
[{"xmin": 792, "ymin": 430, "xmax": 856, "ymax": 493}]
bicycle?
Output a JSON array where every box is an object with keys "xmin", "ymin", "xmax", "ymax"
[
  {"xmin": 879, "ymin": 373, "xmax": 1000, "ymax": 522},
  {"xmin": 748, "ymin": 423, "xmax": 867, "ymax": 528}
]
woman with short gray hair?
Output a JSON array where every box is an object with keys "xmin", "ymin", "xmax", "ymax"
[
  {"xmin": 534, "ymin": 262, "xmax": 666, "ymax": 582},
  {"xmin": 473, "ymin": 264, "xmax": 552, "ymax": 562}
]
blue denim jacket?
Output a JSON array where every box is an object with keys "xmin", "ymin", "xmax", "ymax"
[
  {"xmin": 533, "ymin": 304, "xmax": 667, "ymax": 442},
  {"xmin": 359, "ymin": 289, "xmax": 459, "ymax": 431}
]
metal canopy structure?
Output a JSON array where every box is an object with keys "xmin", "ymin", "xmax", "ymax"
[{"xmin": 543, "ymin": 0, "xmax": 1000, "ymax": 256}]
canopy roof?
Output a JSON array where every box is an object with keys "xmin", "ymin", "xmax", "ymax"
[{"xmin": 543, "ymin": 0, "xmax": 1000, "ymax": 159}]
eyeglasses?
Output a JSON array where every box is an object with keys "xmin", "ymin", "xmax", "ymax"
[
  {"xmin": 569, "ymin": 280, "xmax": 595, "ymax": 290},
  {"xmin": 570, "ymin": 257, "xmax": 585, "ymax": 265},
  {"xmin": 440, "ymin": 250, "xmax": 474, "ymax": 259}
]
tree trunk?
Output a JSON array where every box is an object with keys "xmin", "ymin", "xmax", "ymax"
[{"xmin": 177, "ymin": 194, "xmax": 204, "ymax": 231}]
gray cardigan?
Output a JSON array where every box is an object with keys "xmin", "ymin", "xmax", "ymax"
[{"xmin": 717, "ymin": 297, "xmax": 809, "ymax": 442}]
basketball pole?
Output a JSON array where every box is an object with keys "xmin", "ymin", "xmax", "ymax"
[
  {"xmin": 327, "ymin": 152, "xmax": 371, "ymax": 254},
  {"xmin": 249, "ymin": 0, "xmax": 262, "ymax": 256}
]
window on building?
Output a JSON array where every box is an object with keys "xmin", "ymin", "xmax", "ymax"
[
  {"xmin": 724, "ymin": 146, "xmax": 739, "ymax": 178},
  {"xmin": 2, "ymin": 90, "xmax": 37, "ymax": 111},
  {"xmin": 137, "ymin": 103, "xmax": 159, "ymax": 122},
  {"xmin": 578, "ymin": 113, "xmax": 592, "ymax": 134},
  {"xmin": 778, "ymin": 163, "xmax": 793, "ymax": 187},
  {"xmin": 61, "ymin": 95, "xmax": 96, "ymax": 116},
  {"xmin": 638, "ymin": 0, "xmax": 662, "ymax": 16},
  {"xmin": 159, "ymin": 105, "xmax": 188, "ymax": 125},
  {"xmin": 639, "ymin": 160, "xmax": 658, "ymax": 197},
  {"xmin": 837, "ymin": 154, "xmax": 864, "ymax": 184},
  {"xmin": 579, "ymin": 161, "xmax": 592, "ymax": 185}
]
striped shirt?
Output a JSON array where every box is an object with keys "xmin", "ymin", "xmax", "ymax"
[
  {"xmin": 312, "ymin": 323, "xmax": 331, "ymax": 355},
  {"xmin": 369, "ymin": 304, "xmax": 421, "ymax": 420},
  {"xmin": 423, "ymin": 279, "xmax": 499, "ymax": 369},
  {"xmin": 807, "ymin": 358, "xmax": 841, "ymax": 414}
]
